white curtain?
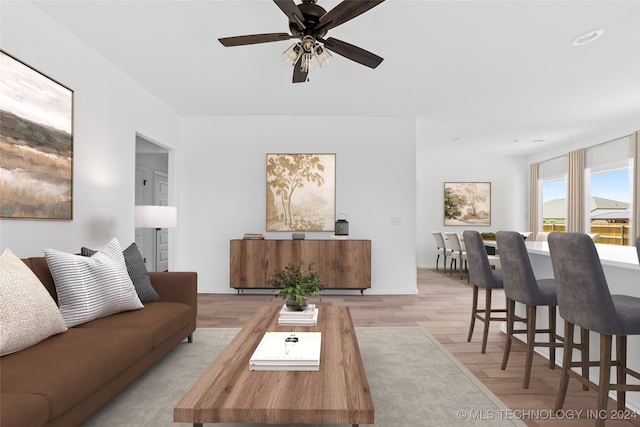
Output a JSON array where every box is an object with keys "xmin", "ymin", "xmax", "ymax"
[
  {"xmin": 529, "ymin": 162, "xmax": 539, "ymax": 236},
  {"xmin": 567, "ymin": 148, "xmax": 585, "ymax": 232},
  {"xmin": 634, "ymin": 131, "xmax": 640, "ymax": 244}
]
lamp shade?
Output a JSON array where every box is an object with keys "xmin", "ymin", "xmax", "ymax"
[{"xmin": 135, "ymin": 205, "xmax": 177, "ymax": 228}]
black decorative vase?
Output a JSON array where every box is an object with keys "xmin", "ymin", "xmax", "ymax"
[{"xmin": 285, "ymin": 298, "xmax": 308, "ymax": 311}]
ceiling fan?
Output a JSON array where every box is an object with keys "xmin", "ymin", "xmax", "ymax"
[{"xmin": 218, "ymin": 0, "xmax": 385, "ymax": 83}]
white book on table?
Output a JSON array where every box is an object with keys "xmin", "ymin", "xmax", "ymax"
[
  {"xmin": 278, "ymin": 309, "xmax": 318, "ymax": 326},
  {"xmin": 249, "ymin": 331, "xmax": 321, "ymax": 367},
  {"xmin": 250, "ymin": 363, "xmax": 319, "ymax": 371},
  {"xmin": 279, "ymin": 304, "xmax": 317, "ymax": 319}
]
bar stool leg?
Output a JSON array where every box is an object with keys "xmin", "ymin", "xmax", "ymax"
[
  {"xmin": 555, "ymin": 321, "xmax": 574, "ymax": 412},
  {"xmin": 523, "ymin": 305, "xmax": 536, "ymax": 389},
  {"xmin": 500, "ymin": 298, "xmax": 515, "ymax": 370},
  {"xmin": 481, "ymin": 288, "xmax": 492, "ymax": 354},
  {"xmin": 548, "ymin": 307, "xmax": 556, "ymax": 369},
  {"xmin": 581, "ymin": 328, "xmax": 590, "ymax": 391},
  {"xmin": 467, "ymin": 285, "xmax": 478, "ymax": 343},
  {"xmin": 596, "ymin": 334, "xmax": 613, "ymax": 427},
  {"xmin": 616, "ymin": 335, "xmax": 627, "ymax": 410}
]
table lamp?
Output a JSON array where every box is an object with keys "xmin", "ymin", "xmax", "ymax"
[{"xmin": 135, "ymin": 205, "xmax": 177, "ymax": 229}]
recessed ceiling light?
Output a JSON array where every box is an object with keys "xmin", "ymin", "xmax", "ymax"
[
  {"xmin": 572, "ymin": 29, "xmax": 604, "ymax": 46},
  {"xmin": 511, "ymin": 139, "xmax": 546, "ymax": 144}
]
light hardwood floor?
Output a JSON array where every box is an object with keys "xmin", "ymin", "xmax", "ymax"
[{"xmin": 196, "ymin": 268, "xmax": 640, "ymax": 427}]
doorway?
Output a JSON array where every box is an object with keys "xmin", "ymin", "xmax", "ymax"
[{"xmin": 135, "ymin": 135, "xmax": 169, "ymax": 271}]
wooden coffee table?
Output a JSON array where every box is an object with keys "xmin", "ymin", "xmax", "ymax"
[{"xmin": 174, "ymin": 305, "xmax": 374, "ymax": 426}]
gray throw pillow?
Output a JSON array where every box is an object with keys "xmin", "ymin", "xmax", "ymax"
[{"xmin": 81, "ymin": 242, "xmax": 160, "ymax": 303}]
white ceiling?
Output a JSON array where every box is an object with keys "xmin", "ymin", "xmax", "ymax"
[{"xmin": 33, "ymin": 0, "xmax": 640, "ymax": 155}]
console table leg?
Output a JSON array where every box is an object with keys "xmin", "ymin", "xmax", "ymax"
[{"xmin": 194, "ymin": 424, "xmax": 202, "ymax": 427}]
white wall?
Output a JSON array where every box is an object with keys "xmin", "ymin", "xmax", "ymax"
[
  {"xmin": 1, "ymin": 1, "xmax": 588, "ymax": 293},
  {"xmin": 415, "ymin": 118, "xmax": 530, "ymax": 268},
  {"xmin": 177, "ymin": 116, "xmax": 417, "ymax": 294},
  {"xmin": 529, "ymin": 122, "xmax": 640, "ymax": 164},
  {"xmin": 0, "ymin": 1, "xmax": 180, "ymax": 257}
]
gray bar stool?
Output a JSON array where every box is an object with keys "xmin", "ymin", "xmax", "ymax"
[
  {"xmin": 496, "ymin": 231, "xmax": 570, "ymax": 389},
  {"xmin": 548, "ymin": 232, "xmax": 640, "ymax": 426},
  {"xmin": 463, "ymin": 230, "xmax": 506, "ymax": 354}
]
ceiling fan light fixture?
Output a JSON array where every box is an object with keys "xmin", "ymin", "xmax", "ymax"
[
  {"xmin": 301, "ymin": 52, "xmax": 312, "ymax": 73},
  {"xmin": 298, "ymin": 36, "xmax": 315, "ymax": 72},
  {"xmin": 283, "ymin": 42, "xmax": 302, "ymax": 65},
  {"xmin": 301, "ymin": 35, "xmax": 315, "ymax": 52},
  {"xmin": 314, "ymin": 43, "xmax": 332, "ymax": 68}
]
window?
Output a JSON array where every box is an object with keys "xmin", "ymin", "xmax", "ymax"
[{"xmin": 586, "ymin": 136, "xmax": 634, "ymax": 245}]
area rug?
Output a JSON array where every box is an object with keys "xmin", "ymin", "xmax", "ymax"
[{"xmin": 82, "ymin": 327, "xmax": 525, "ymax": 426}]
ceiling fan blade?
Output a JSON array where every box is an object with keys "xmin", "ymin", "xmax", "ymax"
[
  {"xmin": 292, "ymin": 55, "xmax": 309, "ymax": 83},
  {"xmin": 318, "ymin": 0, "xmax": 385, "ymax": 32},
  {"xmin": 219, "ymin": 33, "xmax": 292, "ymax": 47},
  {"xmin": 322, "ymin": 37, "xmax": 383, "ymax": 69},
  {"xmin": 274, "ymin": 0, "xmax": 306, "ymax": 29}
]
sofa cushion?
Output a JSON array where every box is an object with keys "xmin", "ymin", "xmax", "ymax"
[
  {"xmin": 77, "ymin": 302, "xmax": 195, "ymax": 347},
  {"xmin": 0, "ymin": 327, "xmax": 153, "ymax": 420},
  {"xmin": 81, "ymin": 242, "xmax": 160, "ymax": 303},
  {"xmin": 0, "ymin": 393, "xmax": 50, "ymax": 427},
  {"xmin": 45, "ymin": 239, "xmax": 143, "ymax": 328},
  {"xmin": 0, "ymin": 249, "xmax": 67, "ymax": 356}
]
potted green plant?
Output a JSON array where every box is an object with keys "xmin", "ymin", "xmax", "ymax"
[{"xmin": 267, "ymin": 263, "xmax": 323, "ymax": 311}]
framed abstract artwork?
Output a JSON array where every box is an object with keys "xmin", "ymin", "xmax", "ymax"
[
  {"xmin": 0, "ymin": 49, "xmax": 74, "ymax": 220},
  {"xmin": 444, "ymin": 182, "xmax": 491, "ymax": 226},
  {"xmin": 266, "ymin": 153, "xmax": 335, "ymax": 231}
]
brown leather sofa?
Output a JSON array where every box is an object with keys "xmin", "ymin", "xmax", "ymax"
[{"xmin": 0, "ymin": 256, "xmax": 197, "ymax": 427}]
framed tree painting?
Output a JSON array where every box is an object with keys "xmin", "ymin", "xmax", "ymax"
[
  {"xmin": 266, "ymin": 153, "xmax": 335, "ymax": 231},
  {"xmin": 0, "ymin": 49, "xmax": 74, "ymax": 219},
  {"xmin": 444, "ymin": 182, "xmax": 491, "ymax": 226}
]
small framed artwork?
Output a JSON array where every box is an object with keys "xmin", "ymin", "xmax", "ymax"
[
  {"xmin": 266, "ymin": 153, "xmax": 335, "ymax": 231},
  {"xmin": 444, "ymin": 182, "xmax": 491, "ymax": 226},
  {"xmin": 0, "ymin": 49, "xmax": 74, "ymax": 220}
]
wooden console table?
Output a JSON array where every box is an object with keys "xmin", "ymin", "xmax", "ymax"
[{"xmin": 230, "ymin": 239, "xmax": 371, "ymax": 293}]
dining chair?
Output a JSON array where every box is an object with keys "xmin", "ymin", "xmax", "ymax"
[
  {"xmin": 444, "ymin": 232, "xmax": 466, "ymax": 279},
  {"xmin": 588, "ymin": 233, "xmax": 600, "ymax": 242},
  {"xmin": 548, "ymin": 232, "xmax": 640, "ymax": 426},
  {"xmin": 519, "ymin": 231, "xmax": 533, "ymax": 241},
  {"xmin": 462, "ymin": 230, "xmax": 506, "ymax": 354},
  {"xmin": 535, "ymin": 232, "xmax": 549, "ymax": 241},
  {"xmin": 496, "ymin": 231, "xmax": 567, "ymax": 389},
  {"xmin": 431, "ymin": 231, "xmax": 451, "ymax": 273}
]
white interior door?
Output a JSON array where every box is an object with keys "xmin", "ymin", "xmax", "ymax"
[
  {"xmin": 135, "ymin": 165, "xmax": 147, "ymax": 263},
  {"xmin": 154, "ymin": 171, "xmax": 169, "ymax": 272}
]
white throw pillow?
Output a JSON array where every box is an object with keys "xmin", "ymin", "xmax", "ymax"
[
  {"xmin": 0, "ymin": 249, "xmax": 67, "ymax": 356},
  {"xmin": 45, "ymin": 238, "xmax": 143, "ymax": 328}
]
